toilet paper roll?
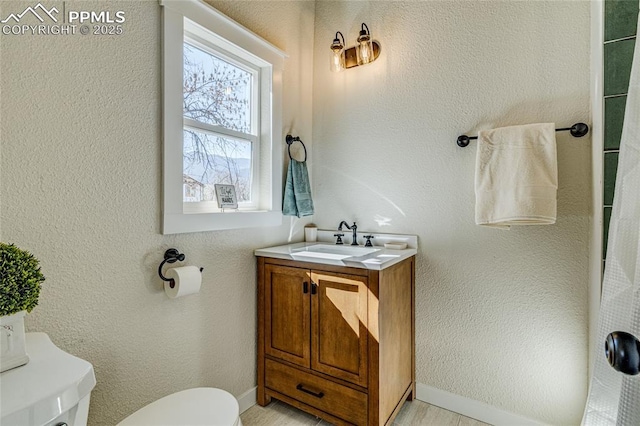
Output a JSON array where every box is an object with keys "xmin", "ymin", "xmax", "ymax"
[{"xmin": 164, "ymin": 266, "xmax": 202, "ymax": 299}]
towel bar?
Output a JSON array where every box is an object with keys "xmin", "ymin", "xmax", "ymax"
[
  {"xmin": 286, "ymin": 135, "xmax": 308, "ymax": 161},
  {"xmin": 456, "ymin": 122, "xmax": 589, "ymax": 148}
]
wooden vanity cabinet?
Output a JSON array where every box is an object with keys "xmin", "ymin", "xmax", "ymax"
[{"xmin": 256, "ymin": 256, "xmax": 415, "ymax": 426}]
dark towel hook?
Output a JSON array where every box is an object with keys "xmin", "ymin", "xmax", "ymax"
[
  {"xmin": 456, "ymin": 122, "xmax": 589, "ymax": 148},
  {"xmin": 286, "ymin": 135, "xmax": 307, "ymax": 162}
]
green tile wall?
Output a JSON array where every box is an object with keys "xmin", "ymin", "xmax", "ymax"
[
  {"xmin": 606, "ymin": 0, "xmax": 640, "ymax": 41},
  {"xmin": 604, "ymin": 152, "xmax": 619, "ymax": 206},
  {"xmin": 604, "ymin": 95, "xmax": 627, "ymax": 150},
  {"xmin": 604, "ymin": 207, "xmax": 612, "ymax": 258},
  {"xmin": 602, "ymin": 0, "xmax": 638, "ymax": 263},
  {"xmin": 604, "ymin": 38, "xmax": 636, "ymax": 96}
]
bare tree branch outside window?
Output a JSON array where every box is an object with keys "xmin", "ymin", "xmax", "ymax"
[{"xmin": 182, "ymin": 43, "xmax": 253, "ymax": 203}]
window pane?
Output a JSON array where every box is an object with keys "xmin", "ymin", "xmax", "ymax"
[
  {"xmin": 183, "ymin": 129, "xmax": 252, "ymax": 203},
  {"xmin": 183, "ymin": 43, "xmax": 252, "ymax": 133}
]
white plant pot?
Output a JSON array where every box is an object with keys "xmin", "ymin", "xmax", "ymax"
[{"xmin": 0, "ymin": 310, "xmax": 29, "ymax": 372}]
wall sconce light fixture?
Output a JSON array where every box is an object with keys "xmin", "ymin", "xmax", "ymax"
[
  {"xmin": 330, "ymin": 23, "xmax": 380, "ymax": 72},
  {"xmin": 330, "ymin": 31, "xmax": 346, "ymax": 73}
]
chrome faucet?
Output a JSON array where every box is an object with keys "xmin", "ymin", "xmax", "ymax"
[{"xmin": 338, "ymin": 221, "xmax": 358, "ymax": 246}]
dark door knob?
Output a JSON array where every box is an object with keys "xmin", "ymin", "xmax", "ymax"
[{"xmin": 605, "ymin": 331, "xmax": 640, "ymax": 375}]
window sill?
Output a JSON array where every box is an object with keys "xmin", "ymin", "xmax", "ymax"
[
  {"xmin": 183, "ymin": 202, "xmax": 261, "ymax": 215},
  {"xmin": 163, "ymin": 210, "xmax": 282, "ymax": 234}
]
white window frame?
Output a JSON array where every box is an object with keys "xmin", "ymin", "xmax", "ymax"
[{"xmin": 160, "ymin": 0, "xmax": 286, "ymax": 234}]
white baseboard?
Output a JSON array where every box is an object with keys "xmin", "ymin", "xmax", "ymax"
[
  {"xmin": 415, "ymin": 383, "xmax": 547, "ymax": 426},
  {"xmin": 237, "ymin": 383, "xmax": 545, "ymax": 425},
  {"xmin": 236, "ymin": 386, "xmax": 257, "ymax": 414}
]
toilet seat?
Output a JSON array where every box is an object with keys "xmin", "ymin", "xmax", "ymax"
[{"xmin": 117, "ymin": 387, "xmax": 241, "ymax": 426}]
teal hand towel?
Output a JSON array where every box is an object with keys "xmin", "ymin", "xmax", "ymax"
[{"xmin": 283, "ymin": 159, "xmax": 314, "ymax": 217}]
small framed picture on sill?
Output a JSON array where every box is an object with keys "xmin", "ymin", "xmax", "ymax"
[{"xmin": 214, "ymin": 184, "xmax": 238, "ymax": 210}]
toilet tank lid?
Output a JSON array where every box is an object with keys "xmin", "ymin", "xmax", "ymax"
[
  {"xmin": 0, "ymin": 332, "xmax": 96, "ymax": 425},
  {"xmin": 117, "ymin": 387, "xmax": 240, "ymax": 426}
]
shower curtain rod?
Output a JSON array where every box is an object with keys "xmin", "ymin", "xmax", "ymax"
[{"xmin": 456, "ymin": 122, "xmax": 589, "ymax": 147}]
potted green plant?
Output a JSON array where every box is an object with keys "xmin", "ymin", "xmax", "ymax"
[{"xmin": 0, "ymin": 243, "xmax": 45, "ymax": 372}]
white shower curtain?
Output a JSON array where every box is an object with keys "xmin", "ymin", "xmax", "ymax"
[{"xmin": 582, "ymin": 14, "xmax": 640, "ymax": 426}]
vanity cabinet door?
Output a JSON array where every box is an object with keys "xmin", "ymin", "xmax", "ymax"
[
  {"xmin": 265, "ymin": 265, "xmax": 311, "ymax": 368},
  {"xmin": 311, "ymin": 271, "xmax": 369, "ymax": 387}
]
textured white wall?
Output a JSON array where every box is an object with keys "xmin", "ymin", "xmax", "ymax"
[
  {"xmin": 0, "ymin": 1, "xmax": 314, "ymax": 424},
  {"xmin": 312, "ymin": 1, "xmax": 590, "ymax": 425}
]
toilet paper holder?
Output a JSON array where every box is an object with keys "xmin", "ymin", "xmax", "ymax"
[{"xmin": 158, "ymin": 248, "xmax": 203, "ymax": 288}]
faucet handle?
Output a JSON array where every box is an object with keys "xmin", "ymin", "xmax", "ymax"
[
  {"xmin": 333, "ymin": 233, "xmax": 344, "ymax": 245},
  {"xmin": 363, "ymin": 235, "xmax": 374, "ymax": 247}
]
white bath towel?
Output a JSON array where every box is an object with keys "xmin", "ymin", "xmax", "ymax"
[{"xmin": 475, "ymin": 123, "xmax": 557, "ymax": 229}]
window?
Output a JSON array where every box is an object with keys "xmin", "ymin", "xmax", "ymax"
[
  {"xmin": 160, "ymin": 0, "xmax": 286, "ymax": 234},
  {"xmin": 182, "ymin": 40, "xmax": 257, "ymax": 208}
]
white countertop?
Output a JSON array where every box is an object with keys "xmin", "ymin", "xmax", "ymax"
[{"xmin": 255, "ymin": 234, "xmax": 417, "ymax": 271}]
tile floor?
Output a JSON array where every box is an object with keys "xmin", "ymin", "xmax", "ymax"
[{"xmin": 240, "ymin": 398, "xmax": 492, "ymax": 426}]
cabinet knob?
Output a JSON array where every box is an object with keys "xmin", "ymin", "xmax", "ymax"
[
  {"xmin": 303, "ymin": 282, "xmax": 309, "ymax": 294},
  {"xmin": 311, "ymin": 282, "xmax": 317, "ymax": 295}
]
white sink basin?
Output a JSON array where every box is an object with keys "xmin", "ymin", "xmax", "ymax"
[
  {"xmin": 291, "ymin": 244, "xmax": 380, "ymax": 260},
  {"xmin": 254, "ymin": 234, "xmax": 418, "ymax": 270}
]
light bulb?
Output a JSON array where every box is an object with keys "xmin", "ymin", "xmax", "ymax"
[
  {"xmin": 357, "ymin": 41, "xmax": 373, "ymax": 65},
  {"xmin": 330, "ymin": 49, "xmax": 344, "ymax": 72}
]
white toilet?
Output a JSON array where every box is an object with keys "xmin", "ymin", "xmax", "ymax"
[
  {"xmin": 1, "ymin": 333, "xmax": 242, "ymax": 426},
  {"xmin": 118, "ymin": 387, "xmax": 242, "ymax": 426},
  {"xmin": 0, "ymin": 332, "xmax": 96, "ymax": 426}
]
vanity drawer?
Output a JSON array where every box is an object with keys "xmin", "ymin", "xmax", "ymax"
[{"xmin": 265, "ymin": 359, "xmax": 367, "ymax": 425}]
